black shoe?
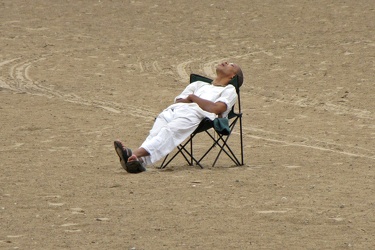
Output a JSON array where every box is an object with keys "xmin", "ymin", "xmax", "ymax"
[{"xmin": 114, "ymin": 140, "xmax": 146, "ymax": 173}]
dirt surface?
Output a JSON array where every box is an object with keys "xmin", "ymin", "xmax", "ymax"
[{"xmin": 1, "ymin": 0, "xmax": 375, "ymax": 249}]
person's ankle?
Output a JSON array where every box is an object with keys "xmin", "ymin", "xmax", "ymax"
[{"xmin": 128, "ymin": 154, "xmax": 138, "ymax": 162}]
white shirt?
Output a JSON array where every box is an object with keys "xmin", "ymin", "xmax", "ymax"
[{"xmin": 168, "ymin": 81, "xmax": 238, "ymax": 120}]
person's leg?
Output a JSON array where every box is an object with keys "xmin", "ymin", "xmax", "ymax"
[
  {"xmin": 128, "ymin": 147, "xmax": 149, "ymax": 161},
  {"xmin": 139, "ymin": 107, "xmax": 202, "ymax": 165},
  {"xmin": 123, "ymin": 109, "xmax": 173, "ymax": 163},
  {"xmin": 115, "ymin": 106, "xmax": 203, "ymax": 168},
  {"xmin": 140, "ymin": 109, "xmax": 172, "ymax": 148}
]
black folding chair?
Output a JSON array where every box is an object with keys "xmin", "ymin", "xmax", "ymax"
[{"xmin": 159, "ymin": 73, "xmax": 244, "ymax": 169}]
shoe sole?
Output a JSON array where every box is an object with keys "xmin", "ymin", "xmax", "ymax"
[{"xmin": 114, "ymin": 141, "xmax": 131, "ymax": 172}]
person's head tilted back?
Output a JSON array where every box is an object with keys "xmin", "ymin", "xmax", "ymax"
[{"xmin": 215, "ymin": 62, "xmax": 243, "ymax": 86}]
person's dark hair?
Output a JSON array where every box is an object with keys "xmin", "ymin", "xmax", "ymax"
[{"xmin": 236, "ymin": 67, "xmax": 244, "ymax": 87}]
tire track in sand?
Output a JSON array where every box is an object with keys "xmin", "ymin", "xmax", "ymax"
[{"xmin": 0, "ymin": 57, "xmax": 156, "ymax": 121}]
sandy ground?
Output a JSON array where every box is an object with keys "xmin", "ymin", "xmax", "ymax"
[{"xmin": 1, "ymin": 0, "xmax": 375, "ymax": 249}]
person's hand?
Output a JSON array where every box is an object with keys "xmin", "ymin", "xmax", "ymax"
[{"xmin": 175, "ymin": 97, "xmax": 192, "ymax": 103}]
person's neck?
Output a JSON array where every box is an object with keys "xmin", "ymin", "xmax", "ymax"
[{"xmin": 212, "ymin": 76, "xmax": 230, "ymax": 87}]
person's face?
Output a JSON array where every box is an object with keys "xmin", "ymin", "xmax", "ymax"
[{"xmin": 216, "ymin": 61, "xmax": 239, "ymax": 78}]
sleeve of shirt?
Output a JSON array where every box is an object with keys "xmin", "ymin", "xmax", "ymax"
[
  {"xmin": 174, "ymin": 81, "xmax": 199, "ymax": 102},
  {"xmin": 215, "ymin": 85, "xmax": 238, "ymax": 117}
]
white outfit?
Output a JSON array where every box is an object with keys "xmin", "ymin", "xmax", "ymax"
[{"xmin": 140, "ymin": 81, "xmax": 237, "ymax": 166}]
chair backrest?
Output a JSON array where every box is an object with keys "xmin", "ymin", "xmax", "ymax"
[
  {"xmin": 190, "ymin": 74, "xmax": 212, "ymax": 85},
  {"xmin": 189, "ymin": 74, "xmax": 242, "ymax": 119},
  {"xmin": 190, "ymin": 74, "xmax": 240, "ymax": 94}
]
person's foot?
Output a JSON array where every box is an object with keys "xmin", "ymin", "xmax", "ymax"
[
  {"xmin": 128, "ymin": 154, "xmax": 138, "ymax": 162},
  {"xmin": 114, "ymin": 140, "xmax": 146, "ymax": 173}
]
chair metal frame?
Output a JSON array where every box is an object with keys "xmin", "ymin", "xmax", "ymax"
[{"xmin": 159, "ymin": 73, "xmax": 244, "ymax": 169}]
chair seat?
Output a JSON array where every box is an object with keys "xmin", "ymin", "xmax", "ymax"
[{"xmin": 194, "ymin": 118, "xmax": 213, "ymax": 134}]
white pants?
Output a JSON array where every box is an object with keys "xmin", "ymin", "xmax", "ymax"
[{"xmin": 140, "ymin": 104, "xmax": 205, "ymax": 166}]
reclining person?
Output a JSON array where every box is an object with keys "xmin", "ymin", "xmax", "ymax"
[{"xmin": 114, "ymin": 61, "xmax": 243, "ymax": 173}]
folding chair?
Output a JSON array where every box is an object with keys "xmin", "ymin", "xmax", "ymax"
[{"xmin": 159, "ymin": 73, "xmax": 244, "ymax": 169}]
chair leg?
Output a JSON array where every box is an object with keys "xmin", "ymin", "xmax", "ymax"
[
  {"xmin": 204, "ymin": 117, "xmax": 243, "ymax": 167},
  {"xmin": 159, "ymin": 154, "xmax": 169, "ymax": 169},
  {"xmin": 159, "ymin": 133, "xmax": 204, "ymax": 169},
  {"xmin": 212, "ymin": 134, "xmax": 241, "ymax": 167},
  {"xmin": 190, "ymin": 134, "xmax": 193, "ymax": 166},
  {"xmin": 180, "ymin": 145, "xmax": 204, "ymax": 169},
  {"xmin": 196, "ymin": 130, "xmax": 219, "ymax": 164},
  {"xmin": 160, "ymin": 115, "xmax": 244, "ymax": 169},
  {"xmin": 239, "ymin": 116, "xmax": 244, "ymax": 165},
  {"xmin": 159, "ymin": 139, "xmax": 192, "ymax": 169}
]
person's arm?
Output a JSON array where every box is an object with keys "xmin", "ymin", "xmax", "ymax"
[
  {"xmin": 174, "ymin": 82, "xmax": 198, "ymax": 103},
  {"xmin": 187, "ymin": 94, "xmax": 227, "ymax": 115}
]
